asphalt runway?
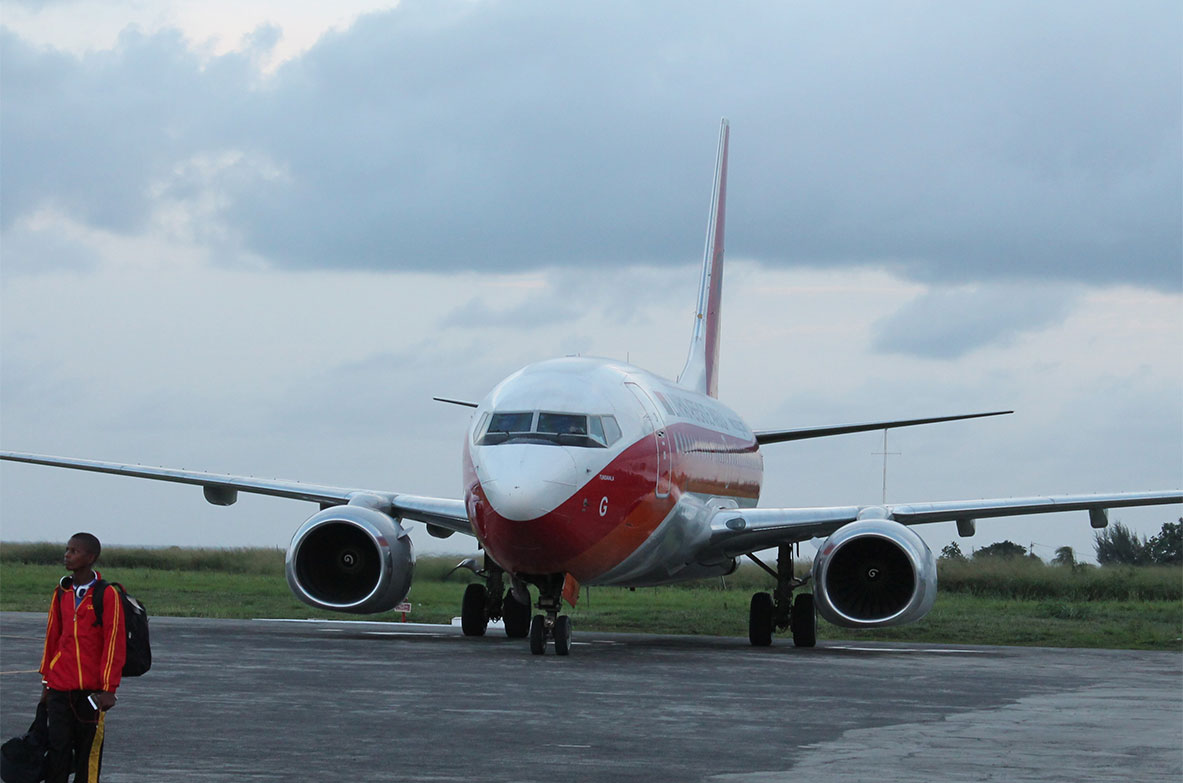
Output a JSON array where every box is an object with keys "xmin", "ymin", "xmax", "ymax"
[{"xmin": 1, "ymin": 612, "xmax": 1179, "ymax": 782}]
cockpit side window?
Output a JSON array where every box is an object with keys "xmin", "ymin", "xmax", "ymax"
[
  {"xmin": 472, "ymin": 412, "xmax": 490, "ymax": 445},
  {"xmin": 601, "ymin": 415, "xmax": 622, "ymax": 445},
  {"xmin": 588, "ymin": 416, "xmax": 606, "ymax": 445}
]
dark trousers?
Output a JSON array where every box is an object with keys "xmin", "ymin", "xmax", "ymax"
[{"xmin": 45, "ymin": 689, "xmax": 107, "ymax": 783}]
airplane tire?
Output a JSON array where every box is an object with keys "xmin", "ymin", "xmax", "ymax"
[
  {"xmin": 529, "ymin": 615, "xmax": 546, "ymax": 655},
  {"xmin": 503, "ymin": 591, "xmax": 531, "ymax": 639},
  {"xmin": 554, "ymin": 616, "xmax": 572, "ymax": 656},
  {"xmin": 749, "ymin": 592, "xmax": 774, "ymax": 647},
  {"xmin": 791, "ymin": 593, "xmax": 817, "ymax": 648},
  {"xmin": 461, "ymin": 583, "xmax": 489, "ymax": 637}
]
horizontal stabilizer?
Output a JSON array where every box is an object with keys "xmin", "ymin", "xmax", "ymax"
[{"xmin": 754, "ymin": 410, "xmax": 1012, "ymax": 445}]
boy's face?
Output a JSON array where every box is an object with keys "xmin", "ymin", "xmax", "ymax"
[{"xmin": 64, "ymin": 538, "xmax": 97, "ymax": 572}]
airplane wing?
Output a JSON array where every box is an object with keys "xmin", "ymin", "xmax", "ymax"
[
  {"xmin": 0, "ymin": 451, "xmax": 473, "ymax": 536},
  {"xmin": 753, "ymin": 411, "xmax": 1012, "ymax": 445},
  {"xmin": 703, "ymin": 491, "xmax": 1183, "ymax": 559}
]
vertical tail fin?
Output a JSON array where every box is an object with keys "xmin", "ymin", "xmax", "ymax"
[{"xmin": 677, "ymin": 118, "xmax": 729, "ymax": 398}]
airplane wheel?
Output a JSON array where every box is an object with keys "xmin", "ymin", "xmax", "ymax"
[
  {"xmin": 461, "ymin": 583, "xmax": 489, "ymax": 637},
  {"xmin": 749, "ymin": 592, "xmax": 773, "ymax": 647},
  {"xmin": 554, "ymin": 616, "xmax": 572, "ymax": 656},
  {"xmin": 529, "ymin": 615, "xmax": 546, "ymax": 655},
  {"xmin": 503, "ymin": 591, "xmax": 531, "ymax": 639},
  {"xmin": 791, "ymin": 593, "xmax": 817, "ymax": 648}
]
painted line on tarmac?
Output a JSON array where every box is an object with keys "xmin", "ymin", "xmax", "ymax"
[
  {"xmin": 253, "ymin": 618, "xmax": 454, "ymax": 629},
  {"xmin": 443, "ymin": 708, "xmax": 522, "ymax": 715},
  {"xmin": 827, "ymin": 645, "xmax": 988, "ymax": 654}
]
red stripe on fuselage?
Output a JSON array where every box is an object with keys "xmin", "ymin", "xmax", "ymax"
[
  {"xmin": 464, "ymin": 421, "xmax": 760, "ymax": 582},
  {"xmin": 665, "ymin": 421, "xmax": 760, "ymax": 501},
  {"xmin": 465, "ymin": 435, "xmax": 667, "ymax": 578}
]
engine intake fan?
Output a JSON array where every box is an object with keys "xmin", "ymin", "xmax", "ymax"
[
  {"xmin": 812, "ymin": 518, "xmax": 937, "ymax": 628},
  {"xmin": 285, "ymin": 505, "xmax": 414, "ymax": 613}
]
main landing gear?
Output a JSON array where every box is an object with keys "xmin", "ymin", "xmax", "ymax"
[
  {"xmin": 747, "ymin": 544, "xmax": 816, "ymax": 648},
  {"xmin": 455, "ymin": 556, "xmax": 532, "ymax": 639}
]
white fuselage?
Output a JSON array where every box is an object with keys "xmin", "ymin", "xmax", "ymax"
[{"xmin": 463, "ymin": 357, "xmax": 763, "ymax": 585}]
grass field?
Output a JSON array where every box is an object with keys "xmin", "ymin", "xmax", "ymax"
[{"xmin": 2, "ymin": 543, "xmax": 1179, "ymax": 650}]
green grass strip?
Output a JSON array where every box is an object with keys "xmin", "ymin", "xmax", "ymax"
[{"xmin": 2, "ymin": 545, "xmax": 1179, "ymax": 650}]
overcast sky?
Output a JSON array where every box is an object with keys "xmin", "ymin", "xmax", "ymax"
[{"xmin": 1, "ymin": 0, "xmax": 1179, "ymax": 566}]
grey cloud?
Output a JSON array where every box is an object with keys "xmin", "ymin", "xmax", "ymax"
[
  {"xmin": 0, "ymin": 26, "xmax": 255, "ymax": 235},
  {"xmin": 872, "ymin": 283, "xmax": 1079, "ymax": 359},
  {"xmin": 1, "ymin": 0, "xmax": 1179, "ymax": 288}
]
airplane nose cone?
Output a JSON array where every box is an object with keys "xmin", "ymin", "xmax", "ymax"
[{"xmin": 476, "ymin": 445, "xmax": 580, "ymax": 521}]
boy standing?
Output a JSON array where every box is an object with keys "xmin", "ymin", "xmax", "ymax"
[{"xmin": 39, "ymin": 533, "xmax": 126, "ymax": 783}]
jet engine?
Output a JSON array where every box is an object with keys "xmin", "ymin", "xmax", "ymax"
[
  {"xmin": 811, "ymin": 517, "xmax": 936, "ymax": 628},
  {"xmin": 285, "ymin": 505, "xmax": 414, "ymax": 613}
]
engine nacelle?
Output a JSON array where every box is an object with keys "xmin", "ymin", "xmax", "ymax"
[
  {"xmin": 812, "ymin": 518, "xmax": 937, "ymax": 628},
  {"xmin": 285, "ymin": 505, "xmax": 414, "ymax": 614}
]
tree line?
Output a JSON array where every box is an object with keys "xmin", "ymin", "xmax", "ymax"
[{"xmin": 939, "ymin": 519, "xmax": 1181, "ymax": 567}]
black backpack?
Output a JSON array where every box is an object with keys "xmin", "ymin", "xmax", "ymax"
[
  {"xmin": 0, "ymin": 701, "xmax": 47, "ymax": 783},
  {"xmin": 91, "ymin": 581, "xmax": 152, "ymax": 677}
]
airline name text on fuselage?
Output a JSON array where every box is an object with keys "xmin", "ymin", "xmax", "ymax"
[{"xmin": 653, "ymin": 388, "xmax": 749, "ymax": 438}]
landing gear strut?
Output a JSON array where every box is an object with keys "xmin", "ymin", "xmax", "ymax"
[
  {"xmin": 455, "ymin": 555, "xmax": 531, "ymax": 639},
  {"xmin": 747, "ymin": 544, "xmax": 816, "ymax": 648},
  {"xmin": 528, "ymin": 573, "xmax": 572, "ymax": 656}
]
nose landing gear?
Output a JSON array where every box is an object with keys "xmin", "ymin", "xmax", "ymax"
[{"xmin": 528, "ymin": 574, "xmax": 572, "ymax": 656}]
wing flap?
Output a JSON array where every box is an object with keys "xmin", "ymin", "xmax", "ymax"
[
  {"xmin": 702, "ymin": 490, "xmax": 1181, "ymax": 560},
  {"xmin": 1, "ymin": 451, "xmax": 355, "ymax": 505},
  {"xmin": 0, "ymin": 451, "xmax": 472, "ymax": 536},
  {"xmin": 888, "ymin": 491, "xmax": 1183, "ymax": 524}
]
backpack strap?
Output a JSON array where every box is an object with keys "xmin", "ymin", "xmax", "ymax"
[{"xmin": 91, "ymin": 579, "xmax": 108, "ymax": 627}]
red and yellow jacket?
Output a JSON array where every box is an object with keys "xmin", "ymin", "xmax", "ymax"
[{"xmin": 40, "ymin": 571, "xmax": 126, "ymax": 693}]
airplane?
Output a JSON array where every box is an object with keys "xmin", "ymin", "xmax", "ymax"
[{"xmin": 2, "ymin": 120, "xmax": 1179, "ymax": 656}]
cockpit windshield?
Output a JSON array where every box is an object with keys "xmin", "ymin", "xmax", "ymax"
[
  {"xmin": 476, "ymin": 411, "xmax": 622, "ymax": 448},
  {"xmin": 537, "ymin": 413, "xmax": 587, "ymax": 436},
  {"xmin": 488, "ymin": 411, "xmax": 534, "ymax": 434}
]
